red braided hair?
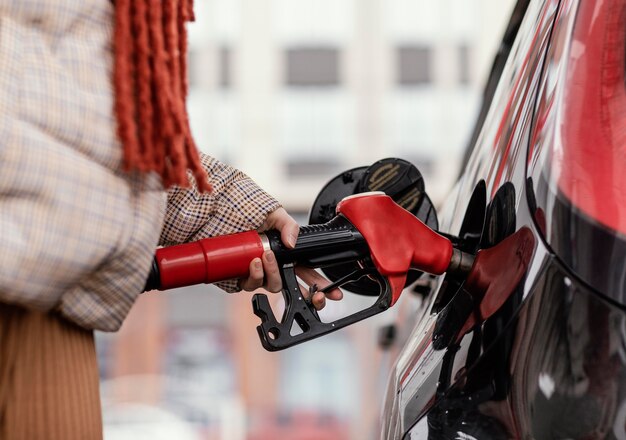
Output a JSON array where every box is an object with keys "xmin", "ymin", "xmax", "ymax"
[{"xmin": 113, "ymin": 0, "xmax": 211, "ymax": 192}]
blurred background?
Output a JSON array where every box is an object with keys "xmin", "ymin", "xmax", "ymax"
[{"xmin": 97, "ymin": 0, "xmax": 515, "ymax": 439}]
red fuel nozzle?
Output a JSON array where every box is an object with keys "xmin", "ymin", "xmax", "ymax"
[
  {"xmin": 337, "ymin": 193, "xmax": 456, "ymax": 305},
  {"xmin": 143, "ymin": 193, "xmax": 475, "ymax": 351},
  {"xmin": 145, "ymin": 193, "xmax": 468, "ymax": 298}
]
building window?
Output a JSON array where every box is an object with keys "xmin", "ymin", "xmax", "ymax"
[
  {"xmin": 218, "ymin": 46, "xmax": 232, "ymax": 89},
  {"xmin": 285, "ymin": 158, "xmax": 342, "ymax": 178},
  {"xmin": 397, "ymin": 45, "xmax": 432, "ymax": 86},
  {"xmin": 187, "ymin": 46, "xmax": 232, "ymax": 90},
  {"xmin": 458, "ymin": 44, "xmax": 471, "ymax": 85},
  {"xmin": 285, "ymin": 47, "xmax": 340, "ymax": 87},
  {"xmin": 278, "ymin": 90, "xmax": 353, "ymax": 168}
]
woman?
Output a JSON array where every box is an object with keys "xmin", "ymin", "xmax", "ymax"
[{"xmin": 0, "ymin": 1, "xmax": 339, "ymax": 438}]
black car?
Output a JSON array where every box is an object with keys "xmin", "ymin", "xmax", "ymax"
[{"xmin": 380, "ymin": 0, "xmax": 626, "ymax": 438}]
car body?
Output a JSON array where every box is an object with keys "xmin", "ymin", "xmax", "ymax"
[{"xmin": 380, "ymin": 0, "xmax": 626, "ymax": 438}]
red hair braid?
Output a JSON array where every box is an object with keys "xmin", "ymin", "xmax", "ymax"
[{"xmin": 113, "ymin": 0, "xmax": 211, "ymax": 192}]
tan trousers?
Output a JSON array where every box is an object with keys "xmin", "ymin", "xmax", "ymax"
[{"xmin": 0, "ymin": 303, "xmax": 102, "ymax": 439}]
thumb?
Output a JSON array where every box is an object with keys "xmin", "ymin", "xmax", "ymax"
[
  {"xmin": 280, "ymin": 220, "xmax": 299, "ymax": 249},
  {"xmin": 267, "ymin": 208, "xmax": 299, "ymax": 249}
]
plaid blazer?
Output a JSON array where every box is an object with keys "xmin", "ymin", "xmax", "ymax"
[{"xmin": 0, "ymin": 0, "xmax": 279, "ymax": 331}]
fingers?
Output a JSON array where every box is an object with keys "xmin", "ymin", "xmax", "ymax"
[
  {"xmin": 300, "ymin": 282, "xmax": 326, "ymax": 310},
  {"xmin": 239, "ymin": 258, "xmax": 264, "ymax": 291},
  {"xmin": 237, "ymin": 248, "xmax": 343, "ymax": 314},
  {"xmin": 296, "ymin": 267, "xmax": 343, "ymax": 301},
  {"xmin": 312, "ymin": 291, "xmax": 327, "ymax": 310},
  {"xmin": 296, "ymin": 267, "xmax": 344, "ymax": 311},
  {"xmin": 262, "ymin": 251, "xmax": 282, "ymax": 293},
  {"xmin": 263, "ymin": 208, "xmax": 298, "ymax": 248},
  {"xmin": 279, "ymin": 220, "xmax": 299, "ymax": 249},
  {"xmin": 239, "ymin": 251, "xmax": 282, "ymax": 293}
]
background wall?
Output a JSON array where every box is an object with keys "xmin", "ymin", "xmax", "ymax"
[{"xmin": 97, "ymin": 1, "xmax": 515, "ymax": 439}]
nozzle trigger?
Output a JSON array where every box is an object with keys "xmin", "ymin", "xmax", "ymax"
[{"xmin": 253, "ymin": 263, "xmax": 392, "ymax": 351}]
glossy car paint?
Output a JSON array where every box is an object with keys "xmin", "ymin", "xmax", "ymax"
[
  {"xmin": 380, "ymin": 0, "xmax": 626, "ymax": 438},
  {"xmin": 529, "ymin": 0, "xmax": 626, "ymax": 305}
]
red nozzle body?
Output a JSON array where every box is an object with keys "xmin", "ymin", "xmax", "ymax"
[{"xmin": 337, "ymin": 193, "xmax": 453, "ymax": 305}]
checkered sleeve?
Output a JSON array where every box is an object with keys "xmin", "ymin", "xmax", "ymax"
[{"xmin": 160, "ymin": 153, "xmax": 281, "ymax": 292}]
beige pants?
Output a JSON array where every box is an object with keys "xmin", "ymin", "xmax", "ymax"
[{"xmin": 0, "ymin": 303, "xmax": 102, "ymax": 439}]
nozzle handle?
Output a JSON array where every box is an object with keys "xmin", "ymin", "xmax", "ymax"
[
  {"xmin": 143, "ymin": 216, "xmax": 370, "ymax": 292},
  {"xmin": 265, "ymin": 216, "xmax": 370, "ymax": 268},
  {"xmin": 146, "ymin": 231, "xmax": 265, "ymax": 291}
]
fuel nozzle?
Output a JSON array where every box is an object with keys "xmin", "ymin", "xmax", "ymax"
[
  {"xmin": 447, "ymin": 248, "xmax": 476, "ymax": 277},
  {"xmin": 144, "ymin": 192, "xmax": 480, "ymax": 351}
]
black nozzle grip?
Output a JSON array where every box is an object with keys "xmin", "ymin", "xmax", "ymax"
[
  {"xmin": 253, "ymin": 215, "xmax": 395, "ymax": 351},
  {"xmin": 264, "ymin": 215, "xmax": 370, "ymax": 268}
]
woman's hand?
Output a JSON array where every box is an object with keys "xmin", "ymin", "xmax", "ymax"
[{"xmin": 238, "ymin": 208, "xmax": 343, "ymax": 310}]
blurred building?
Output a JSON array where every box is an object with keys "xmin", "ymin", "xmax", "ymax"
[
  {"xmin": 186, "ymin": 0, "xmax": 515, "ymax": 208},
  {"xmin": 98, "ymin": 1, "xmax": 515, "ymax": 439}
]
